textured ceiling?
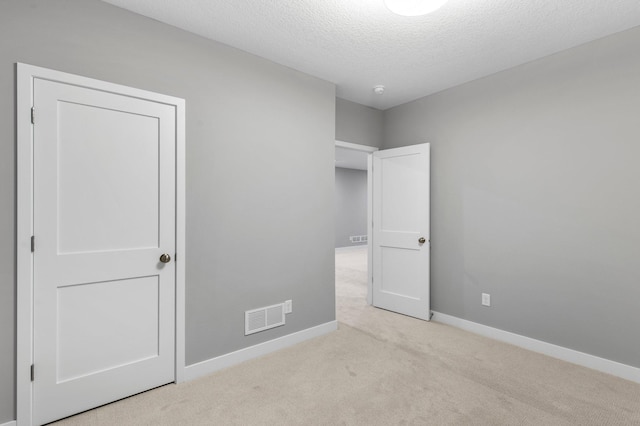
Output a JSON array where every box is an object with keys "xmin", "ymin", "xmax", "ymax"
[{"xmin": 102, "ymin": 0, "xmax": 640, "ymax": 110}]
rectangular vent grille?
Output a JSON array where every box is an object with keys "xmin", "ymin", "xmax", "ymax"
[
  {"xmin": 349, "ymin": 235, "xmax": 368, "ymax": 243},
  {"xmin": 245, "ymin": 303, "xmax": 285, "ymax": 335}
]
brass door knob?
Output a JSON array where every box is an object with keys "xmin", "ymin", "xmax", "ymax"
[
  {"xmin": 418, "ymin": 237, "xmax": 426, "ymax": 244},
  {"xmin": 159, "ymin": 253, "xmax": 171, "ymax": 263}
]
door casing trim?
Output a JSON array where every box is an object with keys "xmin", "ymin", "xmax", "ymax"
[{"xmin": 16, "ymin": 63, "xmax": 186, "ymax": 426}]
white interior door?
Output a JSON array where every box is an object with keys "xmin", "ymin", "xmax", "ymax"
[
  {"xmin": 371, "ymin": 143, "xmax": 430, "ymax": 320},
  {"xmin": 32, "ymin": 77, "xmax": 176, "ymax": 424}
]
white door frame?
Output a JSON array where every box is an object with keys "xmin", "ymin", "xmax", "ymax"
[
  {"xmin": 16, "ymin": 63, "xmax": 186, "ymax": 426},
  {"xmin": 334, "ymin": 140, "xmax": 377, "ymax": 305}
]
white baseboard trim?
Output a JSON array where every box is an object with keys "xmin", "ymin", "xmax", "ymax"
[
  {"xmin": 335, "ymin": 245, "xmax": 367, "ymax": 252},
  {"xmin": 184, "ymin": 320, "xmax": 338, "ymax": 382},
  {"xmin": 1, "ymin": 420, "xmax": 17, "ymax": 426},
  {"xmin": 431, "ymin": 311, "xmax": 640, "ymax": 384}
]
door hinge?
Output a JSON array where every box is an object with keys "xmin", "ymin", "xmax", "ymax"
[
  {"xmin": 30, "ymin": 364, "xmax": 34, "ymax": 381},
  {"xmin": 31, "ymin": 107, "xmax": 35, "ymax": 124},
  {"xmin": 31, "ymin": 236, "xmax": 34, "ymax": 252}
]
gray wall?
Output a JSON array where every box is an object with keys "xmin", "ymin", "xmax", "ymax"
[
  {"xmin": 335, "ymin": 168, "xmax": 368, "ymax": 248},
  {"xmin": 0, "ymin": 0, "xmax": 336, "ymax": 422},
  {"xmin": 384, "ymin": 26, "xmax": 640, "ymax": 368},
  {"xmin": 336, "ymin": 98, "xmax": 384, "ymax": 148}
]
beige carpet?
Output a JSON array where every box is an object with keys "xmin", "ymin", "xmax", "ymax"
[{"xmin": 53, "ymin": 246, "xmax": 640, "ymax": 425}]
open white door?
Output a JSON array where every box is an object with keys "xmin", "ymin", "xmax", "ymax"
[
  {"xmin": 30, "ymin": 71, "xmax": 179, "ymax": 424},
  {"xmin": 371, "ymin": 143, "xmax": 430, "ymax": 320}
]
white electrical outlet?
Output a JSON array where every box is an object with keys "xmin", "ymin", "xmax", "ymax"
[
  {"xmin": 284, "ymin": 300, "xmax": 292, "ymax": 314},
  {"xmin": 481, "ymin": 293, "xmax": 491, "ymax": 307}
]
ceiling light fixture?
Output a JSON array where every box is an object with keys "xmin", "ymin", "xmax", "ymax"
[
  {"xmin": 384, "ymin": 0, "xmax": 449, "ymax": 16},
  {"xmin": 373, "ymin": 85, "xmax": 385, "ymax": 95}
]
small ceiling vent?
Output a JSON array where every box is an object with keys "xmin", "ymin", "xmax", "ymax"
[{"xmin": 245, "ymin": 303, "xmax": 285, "ymax": 335}]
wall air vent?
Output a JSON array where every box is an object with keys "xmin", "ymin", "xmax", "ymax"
[
  {"xmin": 349, "ymin": 235, "xmax": 368, "ymax": 243},
  {"xmin": 245, "ymin": 303, "xmax": 285, "ymax": 335}
]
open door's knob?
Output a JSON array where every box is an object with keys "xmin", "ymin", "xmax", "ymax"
[
  {"xmin": 418, "ymin": 237, "xmax": 426, "ymax": 244},
  {"xmin": 159, "ymin": 253, "xmax": 171, "ymax": 263}
]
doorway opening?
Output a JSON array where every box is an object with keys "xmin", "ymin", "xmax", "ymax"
[
  {"xmin": 335, "ymin": 141, "xmax": 431, "ymax": 323},
  {"xmin": 334, "ymin": 141, "xmax": 377, "ymax": 323}
]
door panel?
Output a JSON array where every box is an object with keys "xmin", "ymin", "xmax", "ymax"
[
  {"xmin": 380, "ymin": 155, "xmax": 423, "ymax": 231},
  {"xmin": 33, "ymin": 77, "xmax": 176, "ymax": 425},
  {"xmin": 56, "ymin": 276, "xmax": 160, "ymax": 382},
  {"xmin": 380, "ymin": 247, "xmax": 422, "ymax": 299},
  {"xmin": 372, "ymin": 144, "xmax": 430, "ymax": 320},
  {"xmin": 57, "ymin": 101, "xmax": 160, "ymax": 253}
]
